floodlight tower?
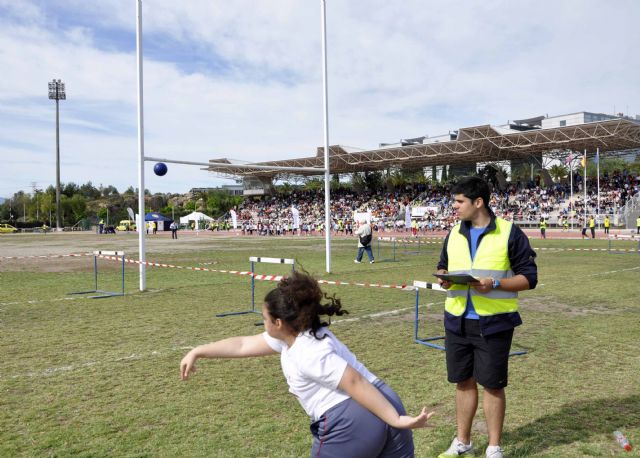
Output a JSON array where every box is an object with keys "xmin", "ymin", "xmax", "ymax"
[{"xmin": 48, "ymin": 79, "xmax": 66, "ymax": 231}]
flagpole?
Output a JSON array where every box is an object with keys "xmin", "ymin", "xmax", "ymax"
[
  {"xmin": 583, "ymin": 149, "xmax": 587, "ymax": 229},
  {"xmin": 596, "ymin": 147, "xmax": 600, "ymax": 229},
  {"xmin": 569, "ymin": 154, "xmax": 573, "ymax": 230}
]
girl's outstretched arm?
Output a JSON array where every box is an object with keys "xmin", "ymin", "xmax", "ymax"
[
  {"xmin": 180, "ymin": 334, "xmax": 277, "ymax": 380},
  {"xmin": 338, "ymin": 365, "xmax": 435, "ymax": 429}
]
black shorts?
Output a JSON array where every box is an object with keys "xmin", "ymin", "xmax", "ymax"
[{"xmin": 445, "ymin": 319, "xmax": 514, "ymax": 389}]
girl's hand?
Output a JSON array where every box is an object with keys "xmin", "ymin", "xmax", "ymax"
[
  {"xmin": 395, "ymin": 407, "xmax": 435, "ymax": 429},
  {"xmin": 180, "ymin": 351, "xmax": 198, "ymax": 380}
]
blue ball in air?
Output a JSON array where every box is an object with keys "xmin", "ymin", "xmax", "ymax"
[{"xmin": 154, "ymin": 162, "xmax": 168, "ymax": 176}]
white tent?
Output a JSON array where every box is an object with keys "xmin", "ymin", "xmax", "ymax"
[{"xmin": 180, "ymin": 211, "xmax": 214, "ymax": 224}]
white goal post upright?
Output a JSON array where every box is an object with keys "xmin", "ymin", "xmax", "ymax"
[
  {"xmin": 136, "ymin": 0, "xmax": 146, "ymax": 292},
  {"xmin": 321, "ymin": 0, "xmax": 331, "ymax": 274},
  {"xmin": 134, "ymin": 1, "xmax": 332, "ymax": 291}
]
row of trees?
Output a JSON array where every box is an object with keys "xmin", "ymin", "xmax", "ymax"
[
  {"xmin": 2, "ymin": 155, "xmax": 638, "ymax": 227},
  {"xmin": 0, "ymin": 182, "xmax": 244, "ymax": 228}
]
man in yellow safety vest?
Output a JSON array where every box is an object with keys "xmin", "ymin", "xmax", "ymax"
[{"xmin": 435, "ymin": 176, "xmax": 538, "ymax": 458}]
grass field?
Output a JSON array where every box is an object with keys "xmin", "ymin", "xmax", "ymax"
[{"xmin": 1, "ymin": 232, "xmax": 639, "ymax": 457}]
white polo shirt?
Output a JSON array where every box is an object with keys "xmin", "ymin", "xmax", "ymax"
[{"xmin": 262, "ymin": 327, "xmax": 378, "ymax": 421}]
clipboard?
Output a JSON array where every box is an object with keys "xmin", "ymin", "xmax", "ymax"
[{"xmin": 432, "ymin": 273, "xmax": 479, "ymax": 284}]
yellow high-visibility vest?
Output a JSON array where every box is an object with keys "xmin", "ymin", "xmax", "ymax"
[{"xmin": 444, "ymin": 218, "xmax": 518, "ymax": 317}]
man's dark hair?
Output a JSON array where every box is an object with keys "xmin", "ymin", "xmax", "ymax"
[{"xmin": 451, "ymin": 176, "xmax": 491, "ymax": 209}]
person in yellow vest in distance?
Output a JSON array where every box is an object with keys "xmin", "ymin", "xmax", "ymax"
[
  {"xmin": 603, "ymin": 216, "xmax": 610, "ymax": 235},
  {"xmin": 588, "ymin": 215, "xmax": 596, "ymax": 239},
  {"xmin": 637, "ymin": 216, "xmax": 640, "ymax": 235},
  {"xmin": 435, "ymin": 176, "xmax": 537, "ymax": 458},
  {"xmin": 561, "ymin": 216, "xmax": 569, "ymax": 231},
  {"xmin": 539, "ymin": 217, "xmax": 546, "ymax": 239}
]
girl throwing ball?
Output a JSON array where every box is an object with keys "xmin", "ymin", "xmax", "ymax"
[{"xmin": 180, "ymin": 271, "xmax": 434, "ymax": 457}]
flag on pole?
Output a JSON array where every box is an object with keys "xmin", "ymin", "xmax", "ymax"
[
  {"xmin": 230, "ymin": 209, "xmax": 237, "ymax": 229},
  {"xmin": 594, "ymin": 150, "xmax": 599, "ymax": 164},
  {"xmin": 565, "ymin": 154, "xmax": 574, "ymax": 165},
  {"xmin": 291, "ymin": 206, "xmax": 300, "ymax": 229},
  {"xmin": 580, "ymin": 155, "xmax": 586, "ymax": 168}
]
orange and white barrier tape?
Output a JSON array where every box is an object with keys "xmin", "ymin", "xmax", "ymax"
[
  {"xmin": 535, "ymin": 247, "xmax": 639, "ymax": 253},
  {"xmin": 317, "ymin": 279, "xmax": 413, "ymax": 290},
  {"xmin": 378, "ymin": 237, "xmax": 442, "ymax": 245},
  {"xmin": 97, "ymin": 255, "xmax": 416, "ymax": 291}
]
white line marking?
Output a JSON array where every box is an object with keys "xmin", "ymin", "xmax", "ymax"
[
  {"xmin": 333, "ymin": 302, "xmax": 441, "ymax": 324},
  {"xmin": 586, "ymin": 266, "xmax": 640, "ymax": 277},
  {"xmin": 0, "ymin": 289, "xmax": 165, "ymax": 308},
  {"xmin": 5, "ymin": 303, "xmax": 448, "ymax": 379}
]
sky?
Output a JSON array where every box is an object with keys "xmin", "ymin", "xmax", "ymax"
[{"xmin": 1, "ymin": 0, "xmax": 639, "ymax": 197}]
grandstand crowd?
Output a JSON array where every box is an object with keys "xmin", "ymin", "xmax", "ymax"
[{"xmin": 226, "ymin": 171, "xmax": 639, "ymax": 236}]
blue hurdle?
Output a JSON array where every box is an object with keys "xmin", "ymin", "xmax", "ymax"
[
  {"xmin": 69, "ymin": 250, "xmax": 125, "ymax": 299},
  {"xmin": 607, "ymin": 236, "xmax": 640, "ymax": 255},
  {"xmin": 413, "ymin": 280, "xmax": 447, "ymax": 350},
  {"xmin": 376, "ymin": 237, "xmax": 398, "ymax": 262},
  {"xmin": 216, "ymin": 256, "xmax": 295, "ymax": 317},
  {"xmin": 412, "ymin": 280, "xmax": 527, "ymax": 357}
]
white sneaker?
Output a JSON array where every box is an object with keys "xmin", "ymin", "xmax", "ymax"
[
  {"xmin": 354, "ymin": 260, "xmax": 361, "ymax": 263},
  {"xmin": 485, "ymin": 446, "xmax": 503, "ymax": 458},
  {"xmin": 369, "ymin": 260, "xmax": 375, "ymax": 264},
  {"xmin": 438, "ymin": 437, "xmax": 474, "ymax": 457}
]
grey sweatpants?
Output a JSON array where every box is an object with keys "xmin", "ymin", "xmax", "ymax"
[{"xmin": 309, "ymin": 380, "xmax": 414, "ymax": 458}]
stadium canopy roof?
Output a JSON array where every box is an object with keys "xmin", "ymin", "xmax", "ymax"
[{"xmin": 204, "ymin": 118, "xmax": 640, "ymax": 179}]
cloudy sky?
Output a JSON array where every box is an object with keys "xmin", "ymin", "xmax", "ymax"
[{"xmin": 1, "ymin": 0, "xmax": 638, "ymax": 197}]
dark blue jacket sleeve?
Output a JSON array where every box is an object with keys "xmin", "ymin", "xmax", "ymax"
[
  {"xmin": 437, "ymin": 233, "xmax": 450, "ymax": 271},
  {"xmin": 508, "ymin": 224, "xmax": 538, "ymax": 289}
]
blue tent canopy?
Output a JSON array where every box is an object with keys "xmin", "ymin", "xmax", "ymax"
[{"xmin": 144, "ymin": 212, "xmax": 173, "ymax": 222}]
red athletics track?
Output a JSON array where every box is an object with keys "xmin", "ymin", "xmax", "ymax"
[{"xmin": 140, "ymin": 227, "xmax": 638, "ymax": 241}]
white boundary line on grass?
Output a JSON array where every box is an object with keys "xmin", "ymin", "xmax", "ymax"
[
  {"xmin": 6, "ymin": 303, "xmax": 445, "ymax": 380},
  {"xmin": 0, "ymin": 289, "xmax": 165, "ymax": 308},
  {"xmin": 333, "ymin": 301, "xmax": 440, "ymax": 324},
  {"xmin": 585, "ymin": 266, "xmax": 640, "ymax": 277},
  {"xmin": 5, "ymin": 346, "xmax": 192, "ymax": 380}
]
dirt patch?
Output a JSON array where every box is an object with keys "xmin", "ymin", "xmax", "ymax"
[{"xmin": 0, "ymin": 256, "xmax": 89, "ymax": 273}]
